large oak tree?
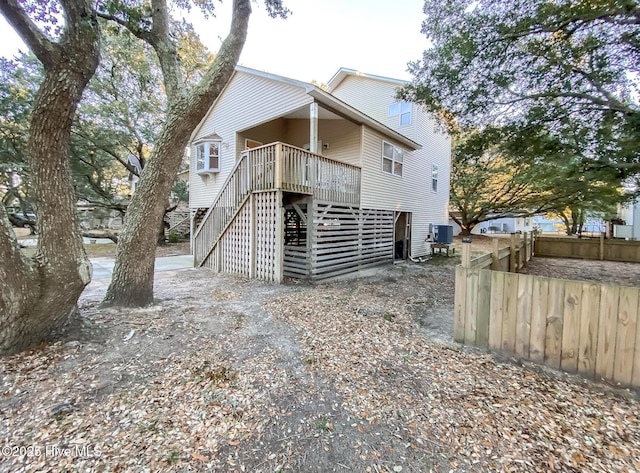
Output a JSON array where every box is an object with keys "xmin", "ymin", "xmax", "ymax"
[
  {"xmin": 450, "ymin": 125, "xmax": 629, "ymax": 235},
  {"xmin": 99, "ymin": 0, "xmax": 287, "ymax": 307},
  {"xmin": 402, "ymin": 0, "xmax": 640, "ymax": 179},
  {"xmin": 0, "ymin": 0, "xmax": 100, "ymax": 354},
  {"xmin": 0, "ymin": 0, "xmax": 286, "ymax": 354}
]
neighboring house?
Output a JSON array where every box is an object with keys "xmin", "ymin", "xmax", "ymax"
[
  {"xmin": 450, "ymin": 214, "xmax": 535, "ymax": 236},
  {"xmin": 533, "ymin": 215, "xmax": 607, "ymax": 235},
  {"xmin": 189, "ymin": 66, "xmax": 451, "ymax": 281},
  {"xmin": 615, "ymin": 197, "xmax": 640, "ymax": 240}
]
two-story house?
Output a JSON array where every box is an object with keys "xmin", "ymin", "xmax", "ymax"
[{"xmin": 189, "ymin": 66, "xmax": 451, "ymax": 281}]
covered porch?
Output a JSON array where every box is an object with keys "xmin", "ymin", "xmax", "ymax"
[{"xmin": 192, "ymin": 142, "xmax": 367, "ymax": 280}]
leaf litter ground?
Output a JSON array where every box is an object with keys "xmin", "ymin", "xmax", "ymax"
[{"xmin": 1, "ymin": 256, "xmax": 639, "ymax": 472}]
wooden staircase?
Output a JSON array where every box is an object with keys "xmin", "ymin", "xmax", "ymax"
[
  {"xmin": 193, "ymin": 152, "xmax": 251, "ymax": 266},
  {"xmin": 192, "ymin": 142, "xmax": 362, "ymax": 275}
]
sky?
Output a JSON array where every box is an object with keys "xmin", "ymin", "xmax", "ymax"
[{"xmin": 0, "ymin": 0, "xmax": 429, "ymax": 84}]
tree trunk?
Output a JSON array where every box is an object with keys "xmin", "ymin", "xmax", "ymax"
[
  {"xmin": 102, "ymin": 0, "xmax": 251, "ymax": 307},
  {"xmin": 0, "ymin": 1, "xmax": 100, "ymax": 355},
  {"xmin": 103, "ymin": 124, "xmax": 189, "ymax": 305}
]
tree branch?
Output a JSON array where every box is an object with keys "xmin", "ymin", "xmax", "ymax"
[{"xmin": 0, "ymin": 0, "xmax": 57, "ymax": 65}]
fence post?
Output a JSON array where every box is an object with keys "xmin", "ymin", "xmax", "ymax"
[
  {"xmin": 510, "ymin": 232, "xmax": 517, "ymax": 273},
  {"xmin": 461, "ymin": 238, "xmax": 472, "ymax": 268},
  {"xmin": 523, "ymin": 232, "xmax": 528, "ymax": 268},
  {"xmin": 600, "ymin": 232, "xmax": 605, "ymax": 261},
  {"xmin": 492, "ymin": 237, "xmax": 499, "ymax": 270}
]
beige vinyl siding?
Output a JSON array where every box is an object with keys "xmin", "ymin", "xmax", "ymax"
[
  {"xmin": 415, "ymin": 104, "xmax": 451, "ymax": 224},
  {"xmin": 318, "ymin": 119, "xmax": 362, "ymax": 167},
  {"xmin": 237, "ymin": 118, "xmax": 287, "ymax": 150},
  {"xmin": 361, "ymin": 126, "xmax": 450, "ymax": 258},
  {"xmin": 331, "ymin": 75, "xmax": 393, "ymax": 124},
  {"xmin": 190, "ymin": 72, "xmax": 312, "ymax": 209},
  {"xmin": 331, "ymin": 76, "xmax": 417, "ymax": 138},
  {"xmin": 334, "ymin": 73, "xmax": 451, "ymax": 256},
  {"xmin": 284, "ymin": 118, "xmax": 362, "ymax": 167}
]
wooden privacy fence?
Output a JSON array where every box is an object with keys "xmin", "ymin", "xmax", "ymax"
[
  {"xmin": 455, "ymin": 240, "xmax": 640, "ymax": 388},
  {"xmin": 535, "ymin": 235, "xmax": 640, "ymax": 263},
  {"xmin": 462, "ymin": 232, "xmax": 534, "ymax": 272}
]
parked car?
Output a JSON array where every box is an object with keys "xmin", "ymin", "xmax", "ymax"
[{"xmin": 9, "ymin": 211, "xmax": 36, "ymax": 228}]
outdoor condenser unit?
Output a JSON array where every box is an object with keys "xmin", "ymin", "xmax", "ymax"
[{"xmin": 435, "ymin": 225, "xmax": 453, "ymax": 244}]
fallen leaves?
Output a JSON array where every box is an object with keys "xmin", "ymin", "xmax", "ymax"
[{"xmin": 0, "ymin": 263, "xmax": 638, "ymax": 472}]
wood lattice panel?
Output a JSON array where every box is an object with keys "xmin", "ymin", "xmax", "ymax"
[
  {"xmin": 220, "ymin": 199, "xmax": 251, "ymax": 276},
  {"xmin": 255, "ymin": 191, "xmax": 279, "ymax": 282}
]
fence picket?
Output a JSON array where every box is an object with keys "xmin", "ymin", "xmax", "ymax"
[
  {"xmin": 561, "ymin": 281, "xmax": 582, "ymax": 372},
  {"xmin": 454, "ymin": 266, "xmax": 467, "ymax": 343},
  {"xmin": 578, "ymin": 283, "xmax": 600, "ymax": 377},
  {"xmin": 545, "ymin": 279, "xmax": 565, "ymax": 369},
  {"xmin": 515, "ymin": 274, "xmax": 534, "ymax": 359},
  {"xmin": 476, "ymin": 270, "xmax": 492, "ymax": 346},
  {"xmin": 501, "ymin": 273, "xmax": 518, "ymax": 353},
  {"xmin": 633, "ymin": 294, "xmax": 640, "ymax": 386},
  {"xmin": 464, "ymin": 269, "xmax": 479, "ymax": 345},
  {"xmin": 613, "ymin": 287, "xmax": 639, "ymax": 385},
  {"xmin": 488, "ymin": 270, "xmax": 505, "ymax": 350},
  {"xmin": 596, "ymin": 285, "xmax": 620, "ymax": 380},
  {"xmin": 529, "ymin": 278, "xmax": 549, "ymax": 363}
]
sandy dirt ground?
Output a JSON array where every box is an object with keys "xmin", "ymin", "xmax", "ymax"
[{"xmin": 1, "ymin": 250, "xmax": 639, "ymax": 472}]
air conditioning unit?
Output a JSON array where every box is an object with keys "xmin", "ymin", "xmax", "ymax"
[{"xmin": 435, "ymin": 225, "xmax": 453, "ymax": 244}]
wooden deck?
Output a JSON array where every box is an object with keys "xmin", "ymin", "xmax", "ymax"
[{"xmin": 193, "ymin": 143, "xmax": 364, "ymax": 277}]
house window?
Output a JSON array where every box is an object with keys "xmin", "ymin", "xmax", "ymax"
[
  {"xmin": 432, "ymin": 164, "xmax": 439, "ymax": 192},
  {"xmin": 388, "ymin": 101, "xmax": 412, "ymax": 126},
  {"xmin": 382, "ymin": 141, "xmax": 403, "ymax": 176},
  {"xmin": 195, "ymin": 140, "xmax": 221, "ymax": 173}
]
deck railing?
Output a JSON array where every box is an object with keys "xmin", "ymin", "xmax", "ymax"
[
  {"xmin": 247, "ymin": 142, "xmax": 361, "ymax": 204},
  {"xmin": 193, "ymin": 153, "xmax": 250, "ymax": 265},
  {"xmin": 193, "ymin": 142, "xmax": 361, "ymax": 266}
]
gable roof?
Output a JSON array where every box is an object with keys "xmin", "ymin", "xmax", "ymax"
[
  {"xmin": 327, "ymin": 67, "xmax": 407, "ymax": 91},
  {"xmin": 191, "ymin": 66, "xmax": 420, "ymax": 150}
]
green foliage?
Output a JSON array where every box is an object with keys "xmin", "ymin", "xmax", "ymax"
[
  {"xmin": 0, "ymin": 55, "xmax": 40, "ymax": 209},
  {"xmin": 449, "ymin": 127, "xmax": 549, "ymax": 233},
  {"xmin": 449, "ymin": 126, "xmax": 630, "ymax": 234},
  {"xmin": 171, "ymin": 179, "xmax": 189, "ymax": 203},
  {"xmin": 0, "ymin": 20, "xmax": 213, "ymax": 214},
  {"xmin": 403, "ymin": 0, "xmax": 640, "ymax": 179}
]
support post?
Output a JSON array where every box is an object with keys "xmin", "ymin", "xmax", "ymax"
[
  {"xmin": 274, "ymin": 143, "xmax": 283, "ymax": 189},
  {"xmin": 309, "ymin": 102, "xmax": 319, "ymax": 154},
  {"xmin": 523, "ymin": 232, "xmax": 528, "ymax": 268},
  {"xmin": 189, "ymin": 210, "xmax": 195, "ymax": 267},
  {"xmin": 307, "ymin": 199, "xmax": 315, "ymax": 279},
  {"xmin": 600, "ymin": 232, "xmax": 605, "ymax": 261},
  {"xmin": 274, "ymin": 191, "xmax": 284, "ymax": 283},
  {"xmin": 461, "ymin": 238, "xmax": 472, "ymax": 268},
  {"xmin": 249, "ymin": 193, "xmax": 256, "ymax": 279},
  {"xmin": 510, "ymin": 232, "xmax": 517, "ymax": 273},
  {"xmin": 492, "ymin": 237, "xmax": 500, "ymax": 270}
]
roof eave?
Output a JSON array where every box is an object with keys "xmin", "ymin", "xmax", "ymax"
[{"xmin": 308, "ymin": 89, "xmax": 421, "ymax": 151}]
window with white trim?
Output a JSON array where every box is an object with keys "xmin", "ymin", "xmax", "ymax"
[
  {"xmin": 432, "ymin": 164, "xmax": 439, "ymax": 192},
  {"xmin": 382, "ymin": 141, "xmax": 403, "ymax": 176},
  {"xmin": 195, "ymin": 140, "xmax": 221, "ymax": 173},
  {"xmin": 388, "ymin": 101, "xmax": 412, "ymax": 126}
]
